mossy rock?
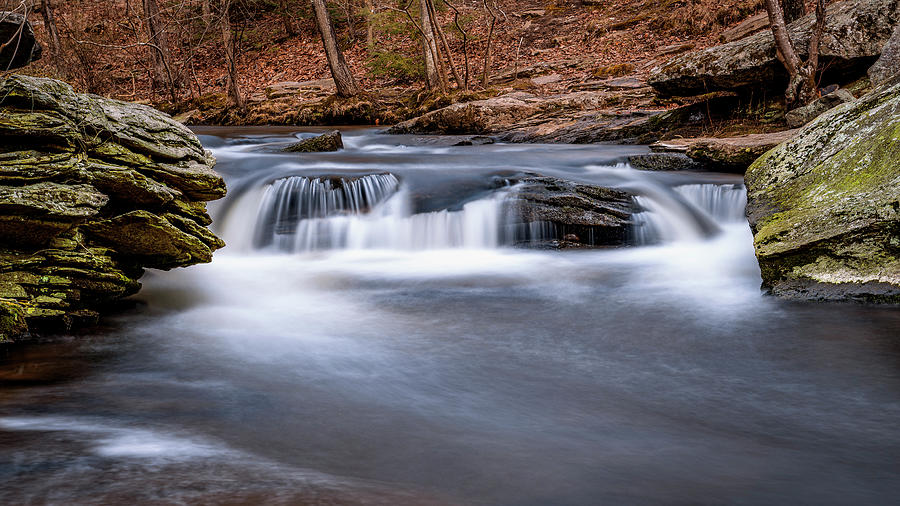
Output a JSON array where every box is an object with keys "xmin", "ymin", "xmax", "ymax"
[{"xmin": 745, "ymin": 79, "xmax": 900, "ymax": 302}]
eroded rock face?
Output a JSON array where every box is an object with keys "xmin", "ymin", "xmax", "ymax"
[
  {"xmin": 649, "ymin": 0, "xmax": 900, "ymax": 96},
  {"xmin": 0, "ymin": 75, "xmax": 226, "ymax": 340},
  {"xmin": 0, "ymin": 13, "xmax": 42, "ymax": 70},
  {"xmin": 745, "ymin": 80, "xmax": 900, "ymax": 302}
]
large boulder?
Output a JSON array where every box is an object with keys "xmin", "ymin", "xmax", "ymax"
[
  {"xmin": 649, "ymin": 0, "xmax": 900, "ymax": 96},
  {"xmin": 744, "ymin": 79, "xmax": 900, "ymax": 302},
  {"xmin": 507, "ymin": 176, "xmax": 636, "ymax": 248},
  {"xmin": 0, "ymin": 75, "xmax": 226, "ymax": 340},
  {"xmin": 0, "ymin": 13, "xmax": 42, "ymax": 70},
  {"xmin": 868, "ymin": 22, "xmax": 900, "ymax": 86},
  {"xmin": 649, "ymin": 130, "xmax": 799, "ymax": 173}
]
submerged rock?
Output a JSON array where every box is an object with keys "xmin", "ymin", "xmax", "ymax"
[
  {"xmin": 0, "ymin": 74, "xmax": 226, "ymax": 339},
  {"xmin": 283, "ymin": 130, "xmax": 343, "ymax": 152},
  {"xmin": 507, "ymin": 176, "xmax": 635, "ymax": 248},
  {"xmin": 649, "ymin": 0, "xmax": 900, "ymax": 96},
  {"xmin": 0, "ymin": 13, "xmax": 42, "ymax": 70},
  {"xmin": 745, "ymin": 79, "xmax": 900, "ymax": 302}
]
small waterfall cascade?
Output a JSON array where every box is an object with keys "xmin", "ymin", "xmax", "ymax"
[
  {"xmin": 674, "ymin": 184, "xmax": 747, "ymax": 223},
  {"xmin": 219, "ymin": 172, "xmax": 748, "ymax": 253},
  {"xmin": 221, "ymin": 173, "xmax": 512, "ymax": 252},
  {"xmin": 632, "ymin": 183, "xmax": 747, "ymax": 244}
]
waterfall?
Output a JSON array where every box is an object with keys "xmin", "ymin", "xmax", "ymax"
[
  {"xmin": 219, "ymin": 173, "xmax": 748, "ymax": 253},
  {"xmin": 632, "ymin": 183, "xmax": 746, "ymax": 244},
  {"xmin": 674, "ymin": 184, "xmax": 747, "ymax": 223}
]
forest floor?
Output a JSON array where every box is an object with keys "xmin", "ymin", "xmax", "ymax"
[{"xmin": 20, "ymin": 0, "xmax": 774, "ymax": 136}]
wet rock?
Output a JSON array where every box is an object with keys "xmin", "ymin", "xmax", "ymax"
[
  {"xmin": 0, "ymin": 13, "xmax": 42, "ymax": 70},
  {"xmin": 283, "ymin": 130, "xmax": 343, "ymax": 152},
  {"xmin": 649, "ymin": 0, "xmax": 900, "ymax": 96},
  {"xmin": 0, "ymin": 74, "xmax": 226, "ymax": 340},
  {"xmin": 508, "ymin": 176, "xmax": 635, "ymax": 248},
  {"xmin": 785, "ymin": 88, "xmax": 856, "ymax": 127},
  {"xmin": 452, "ymin": 135, "xmax": 496, "ymax": 146},
  {"xmin": 651, "ymin": 130, "xmax": 799, "ymax": 173},
  {"xmin": 745, "ymin": 79, "xmax": 900, "ymax": 302},
  {"xmin": 868, "ymin": 22, "xmax": 900, "ymax": 86},
  {"xmin": 628, "ymin": 152, "xmax": 703, "ymax": 171}
]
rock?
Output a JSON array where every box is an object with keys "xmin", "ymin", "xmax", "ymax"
[
  {"xmin": 173, "ymin": 108, "xmax": 201, "ymax": 125},
  {"xmin": 650, "ymin": 130, "xmax": 799, "ymax": 173},
  {"xmin": 628, "ymin": 152, "xmax": 703, "ymax": 171},
  {"xmin": 868, "ymin": 22, "xmax": 900, "ymax": 86},
  {"xmin": 452, "ymin": 135, "xmax": 496, "ymax": 146},
  {"xmin": 283, "ymin": 130, "xmax": 343, "ymax": 152},
  {"xmin": 0, "ymin": 13, "xmax": 42, "ymax": 70},
  {"xmin": 650, "ymin": 0, "xmax": 900, "ymax": 96},
  {"xmin": 720, "ymin": 12, "xmax": 769, "ymax": 43},
  {"xmin": 657, "ymin": 43, "xmax": 695, "ymax": 56},
  {"xmin": 508, "ymin": 175, "xmax": 635, "ymax": 248},
  {"xmin": 785, "ymin": 88, "xmax": 856, "ymax": 127},
  {"xmin": 265, "ymin": 79, "xmax": 336, "ymax": 99},
  {"xmin": 744, "ymin": 79, "xmax": 900, "ymax": 302},
  {"xmin": 0, "ymin": 74, "xmax": 226, "ymax": 339},
  {"xmin": 531, "ymin": 73, "xmax": 562, "ymax": 86}
]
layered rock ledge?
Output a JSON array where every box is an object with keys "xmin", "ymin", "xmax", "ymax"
[
  {"xmin": 745, "ymin": 78, "xmax": 900, "ymax": 302},
  {"xmin": 0, "ymin": 75, "xmax": 226, "ymax": 340}
]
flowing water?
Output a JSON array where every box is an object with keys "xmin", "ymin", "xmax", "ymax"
[{"xmin": 2, "ymin": 128, "xmax": 899, "ymax": 505}]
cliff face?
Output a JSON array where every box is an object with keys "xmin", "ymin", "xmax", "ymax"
[
  {"xmin": 0, "ymin": 75, "xmax": 226, "ymax": 340},
  {"xmin": 745, "ymin": 78, "xmax": 900, "ymax": 302}
]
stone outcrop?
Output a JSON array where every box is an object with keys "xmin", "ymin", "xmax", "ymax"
[
  {"xmin": 868, "ymin": 22, "xmax": 900, "ymax": 86},
  {"xmin": 649, "ymin": 130, "xmax": 798, "ymax": 173},
  {"xmin": 744, "ymin": 79, "xmax": 900, "ymax": 302},
  {"xmin": 785, "ymin": 88, "xmax": 856, "ymax": 127},
  {"xmin": 649, "ymin": 0, "xmax": 900, "ymax": 96},
  {"xmin": 0, "ymin": 13, "xmax": 42, "ymax": 70},
  {"xmin": 507, "ymin": 176, "xmax": 635, "ymax": 248},
  {"xmin": 0, "ymin": 75, "xmax": 226, "ymax": 340},
  {"xmin": 283, "ymin": 130, "xmax": 343, "ymax": 152}
]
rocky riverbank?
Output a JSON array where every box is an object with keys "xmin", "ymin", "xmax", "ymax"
[
  {"xmin": 0, "ymin": 75, "xmax": 226, "ymax": 341},
  {"xmin": 745, "ymin": 77, "xmax": 900, "ymax": 302}
]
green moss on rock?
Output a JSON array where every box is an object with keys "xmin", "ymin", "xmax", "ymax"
[{"xmin": 745, "ymin": 79, "xmax": 900, "ymax": 302}]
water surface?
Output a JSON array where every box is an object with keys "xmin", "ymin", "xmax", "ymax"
[{"xmin": 2, "ymin": 128, "xmax": 899, "ymax": 505}]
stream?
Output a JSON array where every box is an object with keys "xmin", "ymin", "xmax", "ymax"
[{"xmin": 2, "ymin": 128, "xmax": 899, "ymax": 505}]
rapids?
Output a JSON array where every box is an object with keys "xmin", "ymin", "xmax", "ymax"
[{"xmin": 1, "ymin": 128, "xmax": 899, "ymax": 505}]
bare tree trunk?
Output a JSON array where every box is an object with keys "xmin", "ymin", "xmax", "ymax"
[
  {"xmin": 279, "ymin": 0, "xmax": 297, "ymax": 36},
  {"xmin": 142, "ymin": 0, "xmax": 173, "ymax": 90},
  {"xmin": 442, "ymin": 0, "xmax": 469, "ymax": 90},
  {"xmin": 764, "ymin": 0, "xmax": 825, "ymax": 106},
  {"xmin": 781, "ymin": 0, "xmax": 806, "ymax": 24},
  {"xmin": 481, "ymin": 0, "xmax": 497, "ymax": 88},
  {"xmin": 418, "ymin": 0, "xmax": 444, "ymax": 90},
  {"xmin": 40, "ymin": 0, "xmax": 60, "ymax": 56},
  {"xmin": 365, "ymin": 0, "xmax": 374, "ymax": 50},
  {"xmin": 311, "ymin": 0, "xmax": 361, "ymax": 97},
  {"xmin": 426, "ymin": 0, "xmax": 462, "ymax": 89},
  {"xmin": 220, "ymin": 0, "xmax": 244, "ymax": 108}
]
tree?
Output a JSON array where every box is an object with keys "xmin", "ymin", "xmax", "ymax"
[
  {"xmin": 278, "ymin": 0, "xmax": 297, "ymax": 36},
  {"xmin": 39, "ymin": 0, "xmax": 60, "ymax": 57},
  {"xmin": 764, "ymin": 0, "xmax": 826, "ymax": 106},
  {"xmin": 781, "ymin": 0, "xmax": 806, "ymax": 24},
  {"xmin": 220, "ymin": 0, "xmax": 243, "ymax": 107},
  {"xmin": 310, "ymin": 0, "xmax": 361, "ymax": 97},
  {"xmin": 418, "ymin": 0, "xmax": 443, "ymax": 90},
  {"xmin": 142, "ymin": 0, "xmax": 174, "ymax": 90}
]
